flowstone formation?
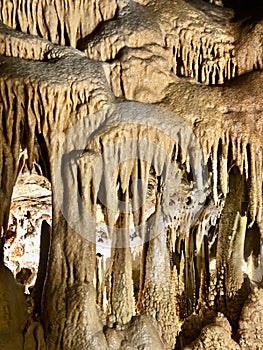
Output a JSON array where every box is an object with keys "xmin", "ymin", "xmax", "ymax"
[{"xmin": 0, "ymin": 0, "xmax": 262, "ymax": 349}]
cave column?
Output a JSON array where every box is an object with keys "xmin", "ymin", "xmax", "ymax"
[
  {"xmin": 213, "ymin": 167, "xmax": 249, "ymax": 325},
  {"xmin": 42, "ymin": 144, "xmax": 107, "ymax": 349},
  {"xmin": 109, "ymin": 189, "xmax": 134, "ymax": 327},
  {"xmin": 141, "ymin": 196, "xmax": 178, "ymax": 348}
]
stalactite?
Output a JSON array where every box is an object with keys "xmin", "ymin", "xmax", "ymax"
[
  {"xmin": 80, "ymin": 0, "xmax": 238, "ymax": 95},
  {"xmin": 212, "ymin": 143, "xmax": 219, "ymax": 204},
  {"xmin": 0, "ymin": 50, "xmax": 114, "ymax": 165},
  {"xmin": 0, "ymin": 39, "xmax": 116, "ymax": 350},
  {"xmin": 219, "ymin": 134, "xmax": 229, "ymax": 197},
  {"xmin": 173, "ymin": 31, "xmax": 237, "ymax": 85},
  {"xmin": 101, "ymin": 143, "xmax": 120, "ymax": 231},
  {"xmin": 0, "ymin": 22, "xmax": 52, "ymax": 60},
  {"xmin": 248, "ymin": 141, "xmax": 258, "ymax": 223},
  {"xmin": 220, "ymin": 156, "xmax": 228, "ymax": 196},
  {"xmin": 197, "ymin": 121, "xmax": 263, "ymax": 233},
  {"xmin": 0, "ymin": 8, "xmax": 263, "ymax": 349},
  {"xmin": 241, "ymin": 139, "xmax": 249, "ymax": 180},
  {"xmin": 0, "ymin": 0, "xmax": 118, "ymax": 47},
  {"xmin": 0, "ymin": 79, "xmax": 24, "ymax": 236}
]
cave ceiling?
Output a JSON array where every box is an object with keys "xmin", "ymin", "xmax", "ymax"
[{"xmin": 0, "ymin": 0, "xmax": 263, "ymax": 349}]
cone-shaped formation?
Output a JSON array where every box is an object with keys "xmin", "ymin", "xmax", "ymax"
[
  {"xmin": 0, "ymin": 262, "xmax": 27, "ymax": 350},
  {"xmin": 239, "ymin": 287, "xmax": 263, "ymax": 349},
  {"xmin": 0, "ymin": 1, "xmax": 262, "ymax": 349}
]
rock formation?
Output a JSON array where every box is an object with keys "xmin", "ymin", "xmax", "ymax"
[{"xmin": 0, "ymin": 0, "xmax": 262, "ymax": 349}]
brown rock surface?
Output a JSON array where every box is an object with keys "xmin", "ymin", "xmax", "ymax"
[{"xmin": 0, "ymin": 0, "xmax": 262, "ymax": 349}]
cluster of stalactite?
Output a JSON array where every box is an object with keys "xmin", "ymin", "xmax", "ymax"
[
  {"xmin": 0, "ymin": 0, "xmax": 117, "ymax": 47},
  {"xmin": 0, "ymin": 0, "xmax": 262, "ymax": 349},
  {"xmin": 82, "ymin": 0, "xmax": 238, "ymax": 87}
]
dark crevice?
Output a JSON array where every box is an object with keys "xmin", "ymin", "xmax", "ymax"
[
  {"xmin": 33, "ymin": 220, "xmax": 51, "ymax": 317},
  {"xmin": 63, "ymin": 24, "xmax": 71, "ymax": 47},
  {"xmin": 223, "ymin": 0, "xmax": 263, "ymax": 21},
  {"xmin": 34, "ymin": 132, "xmax": 51, "ymax": 181}
]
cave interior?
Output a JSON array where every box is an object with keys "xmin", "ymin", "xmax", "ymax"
[{"xmin": 0, "ymin": 0, "xmax": 263, "ymax": 349}]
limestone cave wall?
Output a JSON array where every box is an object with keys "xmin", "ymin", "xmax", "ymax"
[{"xmin": 0, "ymin": 0, "xmax": 263, "ymax": 349}]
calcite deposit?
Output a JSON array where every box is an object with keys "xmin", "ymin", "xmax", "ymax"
[{"xmin": 0, "ymin": 0, "xmax": 262, "ymax": 349}]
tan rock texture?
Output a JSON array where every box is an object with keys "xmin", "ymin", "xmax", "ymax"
[
  {"xmin": 184, "ymin": 313, "xmax": 240, "ymax": 350},
  {"xmin": 0, "ymin": 0, "xmax": 262, "ymax": 349},
  {"xmin": 239, "ymin": 287, "xmax": 263, "ymax": 349}
]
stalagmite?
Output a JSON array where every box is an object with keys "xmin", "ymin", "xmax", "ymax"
[
  {"xmin": 141, "ymin": 199, "xmax": 178, "ymax": 348},
  {"xmin": 184, "ymin": 313, "xmax": 240, "ymax": 350},
  {"xmin": 213, "ymin": 166, "xmax": 251, "ymax": 325},
  {"xmin": 110, "ymin": 191, "xmax": 134, "ymax": 327},
  {"xmin": 239, "ymin": 287, "xmax": 263, "ymax": 349},
  {"xmin": 226, "ymin": 213, "xmax": 248, "ymax": 298},
  {"xmin": 0, "ymin": 248, "xmax": 28, "ymax": 350},
  {"xmin": 96, "ymin": 253, "xmax": 105, "ymax": 309},
  {"xmin": 0, "ymin": 0, "xmax": 263, "ymax": 349},
  {"xmin": 24, "ymin": 322, "xmax": 47, "ymax": 350}
]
